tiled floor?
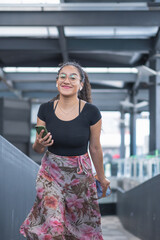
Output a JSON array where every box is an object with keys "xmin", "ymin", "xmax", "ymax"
[{"xmin": 101, "ymin": 216, "xmax": 141, "ymax": 240}]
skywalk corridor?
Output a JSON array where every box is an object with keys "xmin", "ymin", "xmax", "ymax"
[
  {"xmin": 101, "ymin": 216, "xmax": 141, "ymax": 240},
  {"xmin": 0, "ymin": 135, "xmax": 159, "ymax": 240}
]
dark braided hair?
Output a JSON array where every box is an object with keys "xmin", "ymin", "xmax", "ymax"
[{"xmin": 51, "ymin": 61, "xmax": 92, "ymax": 103}]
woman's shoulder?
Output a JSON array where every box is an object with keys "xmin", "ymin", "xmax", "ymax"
[
  {"xmin": 38, "ymin": 101, "xmax": 53, "ymax": 112},
  {"xmin": 40, "ymin": 100, "xmax": 53, "ymax": 106},
  {"xmin": 83, "ymin": 100, "xmax": 100, "ymax": 112},
  {"xmin": 83, "ymin": 101, "xmax": 102, "ymax": 125}
]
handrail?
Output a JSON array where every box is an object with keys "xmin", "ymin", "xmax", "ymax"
[
  {"xmin": 0, "ymin": 135, "xmax": 39, "ymax": 240},
  {"xmin": 104, "ymin": 155, "xmax": 160, "ymax": 183}
]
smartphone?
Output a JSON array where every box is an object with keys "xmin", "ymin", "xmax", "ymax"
[{"xmin": 35, "ymin": 125, "xmax": 49, "ymax": 139}]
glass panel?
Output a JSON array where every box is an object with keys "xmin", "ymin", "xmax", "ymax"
[
  {"xmin": 84, "ymin": 67, "xmax": 138, "ymax": 73},
  {"xmin": 143, "ymin": 163, "xmax": 148, "ymax": 177},
  {"xmin": 31, "ymin": 103, "xmax": 40, "ymax": 124},
  {"xmin": 136, "ymin": 163, "xmax": 139, "ymax": 177},
  {"xmin": 0, "ymin": 27, "xmax": 58, "ymax": 37},
  {"xmin": 30, "ymin": 128, "xmax": 36, "ymax": 144},
  {"xmin": 0, "ymin": 0, "xmax": 60, "ymax": 4},
  {"xmin": 3, "ymin": 67, "xmax": 59, "ymax": 72},
  {"xmin": 3, "ymin": 67, "xmax": 138, "ymax": 73},
  {"xmin": 116, "ymin": 26, "xmax": 158, "ymax": 37},
  {"xmin": 131, "ymin": 163, "xmax": 134, "ymax": 177},
  {"xmin": 64, "ymin": 26, "xmax": 158, "ymax": 38}
]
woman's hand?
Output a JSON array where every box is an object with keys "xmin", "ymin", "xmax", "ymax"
[
  {"xmin": 100, "ymin": 178, "xmax": 110, "ymax": 192},
  {"xmin": 36, "ymin": 130, "xmax": 54, "ymax": 147}
]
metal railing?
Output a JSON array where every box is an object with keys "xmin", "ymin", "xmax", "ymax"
[
  {"xmin": 0, "ymin": 135, "xmax": 39, "ymax": 240},
  {"xmin": 104, "ymin": 154, "xmax": 160, "ymax": 183}
]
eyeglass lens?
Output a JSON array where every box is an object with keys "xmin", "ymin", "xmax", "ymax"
[{"xmin": 59, "ymin": 73, "xmax": 79, "ymax": 81}]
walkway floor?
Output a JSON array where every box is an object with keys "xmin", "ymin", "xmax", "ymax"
[{"xmin": 101, "ymin": 216, "xmax": 141, "ymax": 240}]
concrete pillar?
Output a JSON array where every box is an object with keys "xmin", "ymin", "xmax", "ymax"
[
  {"xmin": 120, "ymin": 107, "xmax": 125, "ymax": 158},
  {"xmin": 130, "ymin": 92, "xmax": 137, "ymax": 156},
  {"xmin": 149, "ymin": 58, "xmax": 160, "ymax": 152}
]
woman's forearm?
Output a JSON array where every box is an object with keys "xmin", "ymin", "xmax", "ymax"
[
  {"xmin": 89, "ymin": 145, "xmax": 105, "ymax": 182},
  {"xmin": 32, "ymin": 141, "xmax": 45, "ymax": 154}
]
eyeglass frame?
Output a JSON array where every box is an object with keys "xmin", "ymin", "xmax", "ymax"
[{"xmin": 57, "ymin": 72, "xmax": 82, "ymax": 84}]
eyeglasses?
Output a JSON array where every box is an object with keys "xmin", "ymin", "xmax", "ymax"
[{"xmin": 58, "ymin": 73, "xmax": 81, "ymax": 83}]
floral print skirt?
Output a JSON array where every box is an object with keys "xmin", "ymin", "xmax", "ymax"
[{"xmin": 19, "ymin": 150, "xmax": 104, "ymax": 240}]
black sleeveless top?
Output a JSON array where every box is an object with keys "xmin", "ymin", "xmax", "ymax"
[{"xmin": 37, "ymin": 99, "xmax": 102, "ymax": 156}]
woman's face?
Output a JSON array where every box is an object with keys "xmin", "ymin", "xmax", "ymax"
[{"xmin": 56, "ymin": 65, "xmax": 83, "ymax": 97}]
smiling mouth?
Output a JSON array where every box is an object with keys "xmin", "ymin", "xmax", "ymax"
[{"xmin": 62, "ymin": 85, "xmax": 72, "ymax": 89}]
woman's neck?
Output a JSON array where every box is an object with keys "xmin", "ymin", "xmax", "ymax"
[{"xmin": 58, "ymin": 95, "xmax": 79, "ymax": 109}]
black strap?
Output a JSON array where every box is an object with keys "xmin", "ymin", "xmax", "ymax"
[
  {"xmin": 54, "ymin": 99, "xmax": 59, "ymax": 111},
  {"xmin": 79, "ymin": 98, "xmax": 80, "ymax": 114}
]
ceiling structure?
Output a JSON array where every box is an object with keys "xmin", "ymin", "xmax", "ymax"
[{"xmin": 0, "ymin": 1, "xmax": 160, "ymax": 111}]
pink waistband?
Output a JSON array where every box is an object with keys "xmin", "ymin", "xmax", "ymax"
[{"xmin": 46, "ymin": 150, "xmax": 92, "ymax": 176}]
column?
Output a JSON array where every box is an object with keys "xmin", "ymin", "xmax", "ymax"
[
  {"xmin": 130, "ymin": 92, "xmax": 137, "ymax": 156},
  {"xmin": 149, "ymin": 58, "xmax": 160, "ymax": 152},
  {"xmin": 120, "ymin": 107, "xmax": 125, "ymax": 158}
]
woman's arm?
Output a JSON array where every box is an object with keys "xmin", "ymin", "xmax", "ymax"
[
  {"xmin": 89, "ymin": 119, "xmax": 110, "ymax": 187},
  {"xmin": 32, "ymin": 117, "xmax": 54, "ymax": 154}
]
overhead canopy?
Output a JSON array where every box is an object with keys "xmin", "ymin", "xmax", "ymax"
[{"xmin": 0, "ymin": 1, "xmax": 159, "ymax": 111}]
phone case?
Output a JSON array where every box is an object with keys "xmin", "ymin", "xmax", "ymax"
[{"xmin": 35, "ymin": 125, "xmax": 48, "ymax": 138}]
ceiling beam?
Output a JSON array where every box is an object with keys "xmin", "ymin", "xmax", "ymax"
[
  {"xmin": 22, "ymin": 88, "xmax": 128, "ymax": 100},
  {"xmin": 0, "ymin": 68, "xmax": 23, "ymax": 99},
  {"xmin": 131, "ymin": 65, "xmax": 155, "ymax": 92},
  {"xmin": 154, "ymin": 27, "xmax": 160, "ymax": 51},
  {"xmin": 0, "ymin": 38, "xmax": 60, "ymax": 51},
  {"xmin": 0, "ymin": 10, "xmax": 160, "ymax": 26},
  {"xmin": 146, "ymin": 27, "xmax": 160, "ymax": 61},
  {"xmin": 0, "ymin": 68, "xmax": 4, "ymax": 80},
  {"xmin": 5, "ymin": 72, "xmax": 138, "ymax": 83},
  {"xmin": 0, "ymin": 38, "xmax": 151, "ymax": 52},
  {"xmin": 66, "ymin": 0, "xmax": 150, "ymax": 2},
  {"xmin": 57, "ymin": 26, "xmax": 69, "ymax": 62},
  {"xmin": 68, "ymin": 39, "xmax": 151, "ymax": 52},
  {"xmin": 0, "ymin": 57, "xmax": 145, "ymax": 68},
  {"xmin": 12, "ymin": 82, "xmax": 125, "ymax": 91}
]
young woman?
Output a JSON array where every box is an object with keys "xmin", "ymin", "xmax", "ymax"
[{"xmin": 20, "ymin": 61, "xmax": 110, "ymax": 240}]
